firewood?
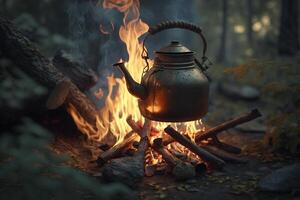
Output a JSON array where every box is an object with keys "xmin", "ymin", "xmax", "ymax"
[
  {"xmin": 152, "ymin": 138, "xmax": 179, "ymax": 168},
  {"xmin": 46, "ymin": 78, "xmax": 72, "ymax": 110},
  {"xmin": 0, "ymin": 17, "xmax": 98, "ymax": 127},
  {"xmin": 126, "ymin": 115, "xmax": 142, "ymax": 136},
  {"xmin": 102, "ymin": 119, "xmax": 152, "ymax": 186},
  {"xmin": 152, "ymin": 138, "xmax": 195, "ymax": 180},
  {"xmin": 97, "ymin": 130, "xmax": 138, "ymax": 166},
  {"xmin": 126, "ymin": 115, "xmax": 160, "ymax": 137},
  {"xmin": 195, "ymin": 109, "xmax": 262, "ymax": 143},
  {"xmin": 201, "ymin": 145, "xmax": 247, "ymax": 163},
  {"xmin": 52, "ymin": 50, "xmax": 98, "ymax": 91},
  {"xmin": 136, "ymin": 119, "xmax": 152, "ymax": 159},
  {"xmin": 209, "ymin": 136, "xmax": 242, "ymax": 154},
  {"xmin": 164, "ymin": 126, "xmax": 225, "ymax": 169}
]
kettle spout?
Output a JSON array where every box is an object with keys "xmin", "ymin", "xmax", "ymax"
[{"xmin": 113, "ymin": 62, "xmax": 147, "ymax": 100}]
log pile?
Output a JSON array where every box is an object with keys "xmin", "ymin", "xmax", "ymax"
[{"xmin": 102, "ymin": 109, "xmax": 261, "ymax": 185}]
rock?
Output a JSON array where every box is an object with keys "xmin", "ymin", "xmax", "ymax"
[
  {"xmin": 258, "ymin": 163, "xmax": 300, "ymax": 192},
  {"xmin": 218, "ymin": 82, "xmax": 260, "ymax": 101},
  {"xmin": 102, "ymin": 156, "xmax": 144, "ymax": 187},
  {"xmin": 172, "ymin": 162, "xmax": 195, "ymax": 181}
]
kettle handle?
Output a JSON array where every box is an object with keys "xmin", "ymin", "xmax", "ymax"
[{"xmin": 147, "ymin": 21, "xmax": 207, "ymax": 59}]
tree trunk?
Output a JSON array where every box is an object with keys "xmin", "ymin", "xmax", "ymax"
[
  {"xmin": 217, "ymin": 0, "xmax": 228, "ymax": 63},
  {"xmin": 278, "ymin": 0, "xmax": 299, "ymax": 55},
  {"xmin": 246, "ymin": 0, "xmax": 253, "ymax": 45},
  {"xmin": 0, "ymin": 17, "xmax": 98, "ymax": 128}
]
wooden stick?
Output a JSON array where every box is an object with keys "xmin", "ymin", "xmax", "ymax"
[
  {"xmin": 195, "ymin": 109, "xmax": 262, "ymax": 143},
  {"xmin": 210, "ymin": 136, "xmax": 241, "ymax": 154},
  {"xmin": 201, "ymin": 145, "xmax": 247, "ymax": 163},
  {"xmin": 97, "ymin": 131, "xmax": 138, "ymax": 166},
  {"xmin": 126, "ymin": 115, "xmax": 160, "ymax": 137},
  {"xmin": 136, "ymin": 119, "xmax": 152, "ymax": 159},
  {"xmin": 164, "ymin": 126, "xmax": 225, "ymax": 169},
  {"xmin": 152, "ymin": 138, "xmax": 180, "ymax": 168},
  {"xmin": 152, "ymin": 138, "xmax": 196, "ymax": 180},
  {"xmin": 101, "ymin": 120, "xmax": 152, "ymax": 185},
  {"xmin": 0, "ymin": 17, "xmax": 98, "ymax": 128},
  {"xmin": 126, "ymin": 115, "xmax": 142, "ymax": 136}
]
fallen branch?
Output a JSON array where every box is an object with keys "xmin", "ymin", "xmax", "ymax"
[
  {"xmin": 195, "ymin": 109, "xmax": 262, "ymax": 143},
  {"xmin": 164, "ymin": 126, "xmax": 225, "ymax": 169}
]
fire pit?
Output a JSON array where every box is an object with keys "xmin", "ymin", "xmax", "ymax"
[
  {"xmin": 62, "ymin": 0, "xmax": 263, "ymax": 186},
  {"xmin": 0, "ymin": 0, "xmax": 263, "ymax": 188}
]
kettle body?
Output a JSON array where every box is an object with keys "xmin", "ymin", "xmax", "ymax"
[{"xmin": 114, "ymin": 21, "xmax": 211, "ymax": 122}]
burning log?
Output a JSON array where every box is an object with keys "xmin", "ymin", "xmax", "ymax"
[
  {"xmin": 195, "ymin": 109, "xmax": 262, "ymax": 143},
  {"xmin": 152, "ymin": 138, "xmax": 195, "ymax": 180},
  {"xmin": 164, "ymin": 126, "xmax": 225, "ymax": 169},
  {"xmin": 152, "ymin": 138, "xmax": 181, "ymax": 168},
  {"xmin": 102, "ymin": 119, "xmax": 152, "ymax": 186},
  {"xmin": 135, "ymin": 119, "xmax": 152, "ymax": 160},
  {"xmin": 126, "ymin": 115, "xmax": 160, "ymax": 137},
  {"xmin": 126, "ymin": 116, "xmax": 142, "ymax": 135},
  {"xmin": 96, "ymin": 131, "xmax": 138, "ymax": 166},
  {"xmin": 0, "ymin": 17, "xmax": 98, "ymax": 127}
]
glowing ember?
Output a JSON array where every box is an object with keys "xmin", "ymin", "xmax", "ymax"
[{"xmin": 68, "ymin": 0, "xmax": 206, "ymax": 164}]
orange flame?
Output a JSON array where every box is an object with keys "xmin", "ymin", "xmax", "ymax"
[{"xmin": 69, "ymin": 0, "xmax": 206, "ymax": 161}]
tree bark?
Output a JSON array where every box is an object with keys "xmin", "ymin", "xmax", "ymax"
[
  {"xmin": 217, "ymin": 0, "xmax": 228, "ymax": 63},
  {"xmin": 278, "ymin": 0, "xmax": 299, "ymax": 55},
  {"xmin": 0, "ymin": 17, "xmax": 98, "ymax": 127}
]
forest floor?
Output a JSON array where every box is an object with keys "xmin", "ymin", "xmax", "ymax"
[{"xmin": 52, "ymin": 74, "xmax": 300, "ymax": 200}]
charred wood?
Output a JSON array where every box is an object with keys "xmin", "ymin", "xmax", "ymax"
[
  {"xmin": 97, "ymin": 131, "xmax": 137, "ymax": 166},
  {"xmin": 164, "ymin": 126, "xmax": 225, "ymax": 169},
  {"xmin": 152, "ymin": 137, "xmax": 195, "ymax": 180},
  {"xmin": 195, "ymin": 109, "xmax": 262, "ymax": 143}
]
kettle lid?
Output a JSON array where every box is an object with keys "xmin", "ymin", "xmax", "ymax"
[{"xmin": 156, "ymin": 41, "xmax": 193, "ymax": 54}]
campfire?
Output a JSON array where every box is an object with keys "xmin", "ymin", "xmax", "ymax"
[
  {"xmin": 0, "ymin": 0, "xmax": 263, "ymax": 188},
  {"xmin": 60, "ymin": 0, "xmax": 263, "ymax": 184}
]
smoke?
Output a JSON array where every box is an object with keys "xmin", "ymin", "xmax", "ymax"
[
  {"xmin": 67, "ymin": 0, "xmax": 201, "ymax": 104},
  {"xmin": 67, "ymin": 0, "xmax": 200, "ymax": 70}
]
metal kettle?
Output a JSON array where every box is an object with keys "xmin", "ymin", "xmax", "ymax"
[{"xmin": 114, "ymin": 21, "xmax": 211, "ymax": 122}]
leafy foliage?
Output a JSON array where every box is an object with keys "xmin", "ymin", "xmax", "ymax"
[
  {"xmin": 225, "ymin": 59, "xmax": 300, "ymax": 154},
  {"xmin": 0, "ymin": 118, "xmax": 134, "ymax": 200},
  {"xmin": 0, "ymin": 61, "xmax": 134, "ymax": 200}
]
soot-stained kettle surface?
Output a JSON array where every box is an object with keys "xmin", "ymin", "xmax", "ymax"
[{"xmin": 114, "ymin": 21, "xmax": 211, "ymax": 122}]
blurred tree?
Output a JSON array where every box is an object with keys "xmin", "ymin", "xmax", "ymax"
[
  {"xmin": 217, "ymin": 0, "xmax": 228, "ymax": 63},
  {"xmin": 278, "ymin": 0, "xmax": 299, "ymax": 55},
  {"xmin": 245, "ymin": 0, "xmax": 253, "ymax": 45}
]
